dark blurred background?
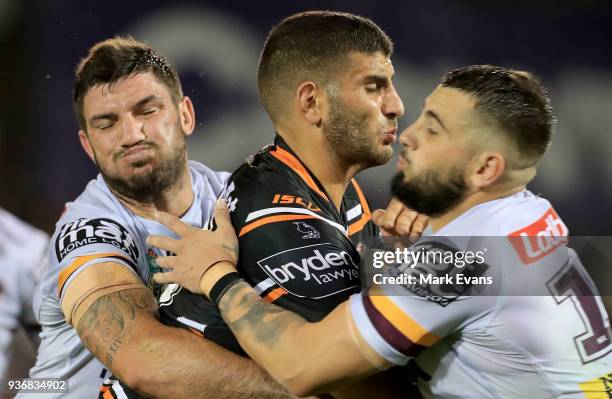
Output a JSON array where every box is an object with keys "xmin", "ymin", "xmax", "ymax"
[{"xmin": 1, "ymin": 0, "xmax": 611, "ymax": 235}]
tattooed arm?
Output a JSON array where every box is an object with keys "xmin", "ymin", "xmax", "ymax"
[
  {"xmin": 196, "ymin": 263, "xmax": 390, "ymax": 397},
  {"xmin": 150, "ymin": 201, "xmax": 392, "ymax": 396},
  {"xmin": 66, "ymin": 262, "xmax": 293, "ymax": 399}
]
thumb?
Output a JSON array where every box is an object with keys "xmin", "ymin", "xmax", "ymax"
[{"xmin": 214, "ymin": 199, "xmax": 233, "ymax": 231}]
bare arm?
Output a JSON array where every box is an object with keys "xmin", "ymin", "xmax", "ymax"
[
  {"xmin": 199, "ymin": 264, "xmax": 390, "ymax": 397},
  {"xmin": 149, "ymin": 202, "xmax": 392, "ymax": 397},
  {"xmin": 68, "ymin": 263, "xmax": 292, "ymax": 399}
]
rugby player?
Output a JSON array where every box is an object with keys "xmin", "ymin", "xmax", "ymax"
[
  {"xmin": 152, "ymin": 65, "xmax": 612, "ymax": 398},
  {"xmin": 152, "ymin": 11, "xmax": 423, "ymax": 398},
  {"xmin": 0, "ymin": 208, "xmax": 48, "ymax": 388},
  {"xmin": 23, "ymin": 37, "xmax": 294, "ymax": 398}
]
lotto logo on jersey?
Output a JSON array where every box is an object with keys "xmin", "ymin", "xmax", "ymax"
[
  {"xmin": 508, "ymin": 208, "xmax": 568, "ymax": 265},
  {"xmin": 55, "ymin": 218, "xmax": 139, "ymax": 261},
  {"xmin": 257, "ymin": 243, "xmax": 360, "ymax": 299}
]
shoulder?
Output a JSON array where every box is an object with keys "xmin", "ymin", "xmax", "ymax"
[
  {"xmin": 188, "ymin": 160, "xmax": 230, "ymax": 195},
  {"xmin": 220, "ymin": 145, "xmax": 313, "ymax": 227}
]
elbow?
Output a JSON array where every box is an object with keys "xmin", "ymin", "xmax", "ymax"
[
  {"xmin": 112, "ymin": 364, "xmax": 146, "ymax": 392},
  {"xmin": 285, "ymin": 381, "xmax": 319, "ymax": 398},
  {"xmin": 274, "ymin": 367, "xmax": 321, "ymax": 397}
]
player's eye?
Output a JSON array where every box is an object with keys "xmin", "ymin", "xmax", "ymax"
[
  {"xmin": 427, "ymin": 127, "xmax": 437, "ymax": 135},
  {"xmin": 96, "ymin": 122, "xmax": 114, "ymax": 130},
  {"xmin": 141, "ymin": 107, "xmax": 157, "ymax": 115}
]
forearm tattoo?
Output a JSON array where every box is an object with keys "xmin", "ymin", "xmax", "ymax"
[
  {"xmin": 77, "ymin": 288, "xmax": 157, "ymax": 367},
  {"xmin": 218, "ymin": 282, "xmax": 306, "ymax": 348}
]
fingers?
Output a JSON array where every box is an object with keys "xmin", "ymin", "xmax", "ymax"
[
  {"xmin": 153, "ymin": 271, "xmax": 174, "ymax": 285},
  {"xmin": 155, "ymin": 211, "xmax": 193, "ymax": 237},
  {"xmin": 379, "ymin": 198, "xmax": 404, "ymax": 231},
  {"xmin": 146, "ymin": 235, "xmax": 180, "ymax": 253},
  {"xmin": 213, "ymin": 199, "xmax": 233, "ymax": 233},
  {"xmin": 153, "ymin": 255, "xmax": 175, "ymax": 269},
  {"xmin": 395, "ymin": 208, "xmax": 418, "ymax": 236},
  {"xmin": 410, "ymin": 214, "xmax": 429, "ymax": 240}
]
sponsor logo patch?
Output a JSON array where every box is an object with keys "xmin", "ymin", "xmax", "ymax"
[
  {"xmin": 257, "ymin": 243, "xmax": 360, "ymax": 299},
  {"xmin": 293, "ymin": 222, "xmax": 320, "ymax": 239},
  {"xmin": 55, "ymin": 218, "xmax": 139, "ymax": 261},
  {"xmin": 508, "ymin": 208, "xmax": 568, "ymax": 265}
]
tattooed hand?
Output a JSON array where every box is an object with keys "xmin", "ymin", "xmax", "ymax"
[{"xmin": 150, "ymin": 200, "xmax": 239, "ymax": 294}]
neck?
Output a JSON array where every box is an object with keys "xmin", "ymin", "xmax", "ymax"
[
  {"xmin": 112, "ymin": 166, "xmax": 194, "ymax": 220},
  {"xmin": 429, "ymin": 184, "xmax": 526, "ymax": 233},
  {"xmin": 278, "ymin": 130, "xmax": 358, "ymax": 211}
]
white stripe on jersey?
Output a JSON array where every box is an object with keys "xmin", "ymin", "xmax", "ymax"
[
  {"xmin": 346, "ymin": 204, "xmax": 363, "ymax": 222},
  {"xmin": 176, "ymin": 317, "xmax": 207, "ymax": 333},
  {"xmin": 254, "ymin": 278, "xmax": 276, "ymax": 295},
  {"xmin": 245, "ymin": 207, "xmax": 348, "ymax": 235}
]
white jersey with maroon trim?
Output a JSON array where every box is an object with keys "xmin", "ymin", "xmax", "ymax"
[
  {"xmin": 23, "ymin": 161, "xmax": 228, "ymax": 399},
  {"xmin": 351, "ymin": 190, "xmax": 612, "ymax": 398},
  {"xmin": 0, "ymin": 209, "xmax": 48, "ymax": 379}
]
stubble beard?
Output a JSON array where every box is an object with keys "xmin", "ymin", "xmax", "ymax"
[
  {"xmin": 323, "ymin": 95, "xmax": 392, "ymax": 169},
  {"xmin": 97, "ymin": 128, "xmax": 187, "ymax": 203},
  {"xmin": 391, "ymin": 166, "xmax": 468, "ymax": 217}
]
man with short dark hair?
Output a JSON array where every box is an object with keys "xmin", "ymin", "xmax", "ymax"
[
  {"xmin": 152, "ymin": 65, "xmax": 612, "ymax": 398},
  {"xmin": 153, "ymin": 11, "xmax": 419, "ymax": 398},
  {"xmin": 25, "ymin": 36, "xmax": 293, "ymax": 399}
]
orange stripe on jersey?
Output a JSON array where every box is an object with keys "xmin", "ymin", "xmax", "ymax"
[
  {"xmin": 351, "ymin": 179, "xmax": 371, "ymax": 216},
  {"xmin": 264, "ymin": 287, "xmax": 288, "ymax": 303},
  {"xmin": 57, "ymin": 252, "xmax": 132, "ymax": 297},
  {"xmin": 103, "ymin": 390, "xmax": 114, "ymax": 399},
  {"xmin": 270, "ymin": 147, "xmax": 329, "ymax": 201},
  {"xmin": 348, "ymin": 179, "xmax": 372, "ymax": 235},
  {"xmin": 187, "ymin": 327, "xmax": 204, "ymax": 338},
  {"xmin": 239, "ymin": 214, "xmax": 318, "ymax": 237},
  {"xmin": 370, "ymin": 295, "xmax": 441, "ymax": 347}
]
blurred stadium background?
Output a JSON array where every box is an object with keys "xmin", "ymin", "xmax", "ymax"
[{"xmin": 1, "ymin": 0, "xmax": 611, "ymax": 234}]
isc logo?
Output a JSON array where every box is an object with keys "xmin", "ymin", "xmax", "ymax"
[
  {"xmin": 508, "ymin": 208, "xmax": 568, "ymax": 265},
  {"xmin": 272, "ymin": 194, "xmax": 320, "ymax": 211}
]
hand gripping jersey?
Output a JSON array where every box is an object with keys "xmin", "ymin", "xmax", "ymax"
[
  {"xmin": 0, "ymin": 209, "xmax": 48, "ymax": 379},
  {"xmin": 22, "ymin": 161, "xmax": 228, "ymax": 399},
  {"xmin": 159, "ymin": 135, "xmax": 380, "ymax": 355},
  {"xmin": 351, "ymin": 191, "xmax": 612, "ymax": 398}
]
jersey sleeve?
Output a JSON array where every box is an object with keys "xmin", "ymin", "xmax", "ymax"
[
  {"xmin": 50, "ymin": 214, "xmax": 142, "ymax": 301},
  {"xmin": 350, "ymin": 236, "xmax": 498, "ymax": 365}
]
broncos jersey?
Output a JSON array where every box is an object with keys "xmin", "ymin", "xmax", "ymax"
[
  {"xmin": 159, "ymin": 135, "xmax": 380, "ymax": 354},
  {"xmin": 351, "ymin": 190, "xmax": 612, "ymax": 398},
  {"xmin": 0, "ymin": 209, "xmax": 48, "ymax": 379},
  {"xmin": 23, "ymin": 161, "xmax": 228, "ymax": 399}
]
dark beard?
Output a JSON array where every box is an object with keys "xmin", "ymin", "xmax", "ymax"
[
  {"xmin": 323, "ymin": 95, "xmax": 392, "ymax": 168},
  {"xmin": 391, "ymin": 168, "xmax": 467, "ymax": 217},
  {"xmin": 100, "ymin": 140, "xmax": 186, "ymax": 203}
]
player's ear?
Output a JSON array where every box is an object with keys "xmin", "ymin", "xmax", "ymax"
[
  {"xmin": 78, "ymin": 130, "xmax": 96, "ymax": 163},
  {"xmin": 296, "ymin": 81, "xmax": 322, "ymax": 127},
  {"xmin": 469, "ymin": 151, "xmax": 506, "ymax": 188},
  {"xmin": 178, "ymin": 96, "xmax": 195, "ymax": 136}
]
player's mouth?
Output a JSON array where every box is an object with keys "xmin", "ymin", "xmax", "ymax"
[
  {"xmin": 119, "ymin": 144, "xmax": 154, "ymax": 164},
  {"xmin": 382, "ymin": 127, "xmax": 398, "ymax": 145}
]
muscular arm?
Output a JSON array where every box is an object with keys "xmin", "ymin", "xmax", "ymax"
[
  {"xmin": 206, "ymin": 264, "xmax": 390, "ymax": 397},
  {"xmin": 69, "ymin": 263, "xmax": 292, "ymax": 399}
]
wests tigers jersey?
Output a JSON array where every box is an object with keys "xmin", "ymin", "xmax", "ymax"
[{"xmin": 159, "ymin": 135, "xmax": 380, "ymax": 353}]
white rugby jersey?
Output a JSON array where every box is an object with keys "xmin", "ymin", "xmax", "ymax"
[
  {"xmin": 0, "ymin": 209, "xmax": 48, "ymax": 378},
  {"xmin": 24, "ymin": 161, "xmax": 228, "ymax": 399},
  {"xmin": 351, "ymin": 190, "xmax": 612, "ymax": 398}
]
